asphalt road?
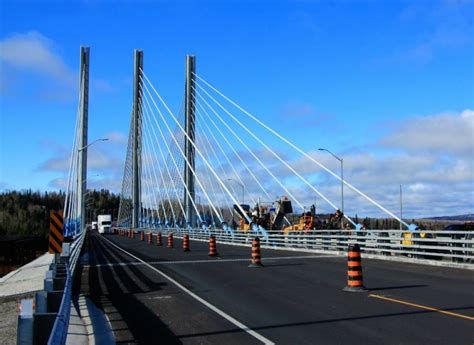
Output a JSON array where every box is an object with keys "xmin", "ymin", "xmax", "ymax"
[{"xmin": 74, "ymin": 230, "xmax": 474, "ymax": 344}]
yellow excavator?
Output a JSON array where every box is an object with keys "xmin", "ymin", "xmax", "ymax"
[{"xmin": 234, "ymin": 196, "xmax": 293, "ymax": 231}]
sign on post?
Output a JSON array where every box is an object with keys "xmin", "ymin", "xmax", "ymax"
[{"xmin": 49, "ymin": 211, "xmax": 64, "ymax": 253}]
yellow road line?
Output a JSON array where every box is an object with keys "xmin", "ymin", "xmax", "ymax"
[{"xmin": 369, "ymin": 294, "xmax": 474, "ymax": 321}]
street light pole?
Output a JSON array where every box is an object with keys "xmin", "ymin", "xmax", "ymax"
[
  {"xmin": 318, "ymin": 148, "xmax": 344, "ymax": 230},
  {"xmin": 399, "ymin": 184, "xmax": 403, "ymax": 231},
  {"xmin": 78, "ymin": 138, "xmax": 109, "ymax": 152},
  {"xmin": 226, "ymin": 178, "xmax": 245, "ymax": 204}
]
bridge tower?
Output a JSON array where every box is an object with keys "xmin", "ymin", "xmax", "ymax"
[
  {"xmin": 77, "ymin": 46, "xmax": 89, "ymax": 232},
  {"xmin": 184, "ymin": 55, "xmax": 196, "ymax": 227},
  {"xmin": 132, "ymin": 50, "xmax": 144, "ymax": 229}
]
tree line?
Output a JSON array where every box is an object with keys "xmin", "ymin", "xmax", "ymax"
[{"xmin": 0, "ymin": 189, "xmax": 120, "ymax": 237}]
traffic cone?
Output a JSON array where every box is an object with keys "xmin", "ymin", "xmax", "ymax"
[
  {"xmin": 183, "ymin": 234, "xmax": 190, "ymax": 252},
  {"xmin": 248, "ymin": 237, "xmax": 263, "ymax": 267},
  {"xmin": 167, "ymin": 233, "xmax": 174, "ymax": 248},
  {"xmin": 157, "ymin": 232, "xmax": 162, "ymax": 246},
  {"xmin": 208, "ymin": 235, "xmax": 218, "ymax": 257},
  {"xmin": 140, "ymin": 231, "xmax": 144, "ymax": 241},
  {"xmin": 343, "ymin": 243, "xmax": 367, "ymax": 292}
]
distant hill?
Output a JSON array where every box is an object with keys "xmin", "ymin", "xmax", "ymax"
[{"xmin": 424, "ymin": 214, "xmax": 474, "ymax": 221}]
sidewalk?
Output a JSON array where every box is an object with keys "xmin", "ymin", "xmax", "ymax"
[
  {"xmin": 0, "ymin": 253, "xmax": 54, "ymax": 299},
  {"xmin": 0, "ymin": 253, "xmax": 54, "ymax": 345}
]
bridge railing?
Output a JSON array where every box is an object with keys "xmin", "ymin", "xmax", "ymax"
[
  {"xmin": 132, "ymin": 227, "xmax": 473, "ymax": 266},
  {"xmin": 47, "ymin": 229, "xmax": 86, "ymax": 345}
]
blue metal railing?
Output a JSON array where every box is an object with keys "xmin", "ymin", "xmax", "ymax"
[{"xmin": 47, "ymin": 229, "xmax": 86, "ymax": 345}]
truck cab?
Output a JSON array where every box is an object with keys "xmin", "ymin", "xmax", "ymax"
[{"xmin": 97, "ymin": 215, "xmax": 112, "ymax": 234}]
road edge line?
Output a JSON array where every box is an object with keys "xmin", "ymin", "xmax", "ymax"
[{"xmin": 99, "ymin": 234, "xmax": 275, "ymax": 344}]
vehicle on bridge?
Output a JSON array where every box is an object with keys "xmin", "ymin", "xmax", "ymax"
[
  {"xmin": 234, "ymin": 196, "xmax": 293, "ymax": 231},
  {"xmin": 98, "ymin": 214, "xmax": 112, "ymax": 234},
  {"xmin": 91, "ymin": 221, "xmax": 98, "ymax": 231},
  {"xmin": 234, "ymin": 196, "xmax": 347, "ymax": 234}
]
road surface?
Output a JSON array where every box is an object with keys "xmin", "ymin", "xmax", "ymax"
[{"xmin": 73, "ymin": 230, "xmax": 474, "ymax": 344}]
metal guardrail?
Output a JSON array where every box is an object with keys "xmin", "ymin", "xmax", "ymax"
[
  {"xmin": 47, "ymin": 230, "xmax": 86, "ymax": 345},
  {"xmin": 129, "ymin": 227, "xmax": 473, "ymax": 265}
]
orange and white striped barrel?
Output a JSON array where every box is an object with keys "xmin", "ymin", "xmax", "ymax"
[
  {"xmin": 248, "ymin": 237, "xmax": 263, "ymax": 267},
  {"xmin": 208, "ymin": 235, "xmax": 218, "ymax": 257},
  {"xmin": 167, "ymin": 233, "xmax": 174, "ymax": 248},
  {"xmin": 157, "ymin": 232, "xmax": 162, "ymax": 246},
  {"xmin": 147, "ymin": 232, "xmax": 152, "ymax": 244},
  {"xmin": 343, "ymin": 243, "xmax": 367, "ymax": 292},
  {"xmin": 183, "ymin": 234, "xmax": 190, "ymax": 252}
]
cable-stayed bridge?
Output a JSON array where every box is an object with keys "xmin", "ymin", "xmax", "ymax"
[
  {"xmin": 14, "ymin": 47, "xmax": 473, "ymax": 345},
  {"xmin": 115, "ymin": 51, "xmax": 418, "ymax": 236}
]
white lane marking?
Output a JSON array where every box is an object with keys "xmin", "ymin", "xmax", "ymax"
[
  {"xmin": 99, "ymin": 235, "xmax": 274, "ymax": 344},
  {"xmin": 82, "ymin": 254, "xmax": 343, "ymax": 268},
  {"xmin": 149, "ymin": 295, "xmax": 172, "ymax": 300}
]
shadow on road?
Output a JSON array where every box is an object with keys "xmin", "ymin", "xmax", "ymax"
[
  {"xmin": 368, "ymin": 284, "xmax": 428, "ymax": 291},
  {"xmin": 74, "ymin": 232, "xmax": 182, "ymax": 344},
  {"xmin": 175, "ymin": 306, "xmax": 474, "ymax": 339}
]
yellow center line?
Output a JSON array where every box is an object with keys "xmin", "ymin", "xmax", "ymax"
[{"xmin": 369, "ymin": 294, "xmax": 474, "ymax": 321}]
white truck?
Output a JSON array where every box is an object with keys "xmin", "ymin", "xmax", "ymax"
[
  {"xmin": 97, "ymin": 215, "xmax": 112, "ymax": 234},
  {"xmin": 91, "ymin": 221, "xmax": 98, "ymax": 231}
]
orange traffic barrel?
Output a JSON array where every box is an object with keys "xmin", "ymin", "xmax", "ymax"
[
  {"xmin": 167, "ymin": 233, "xmax": 174, "ymax": 248},
  {"xmin": 248, "ymin": 237, "xmax": 263, "ymax": 267},
  {"xmin": 140, "ymin": 231, "xmax": 145, "ymax": 241},
  {"xmin": 157, "ymin": 232, "xmax": 162, "ymax": 246},
  {"xmin": 147, "ymin": 232, "xmax": 152, "ymax": 244},
  {"xmin": 343, "ymin": 243, "xmax": 367, "ymax": 292},
  {"xmin": 183, "ymin": 234, "xmax": 190, "ymax": 252},
  {"xmin": 209, "ymin": 235, "xmax": 218, "ymax": 257}
]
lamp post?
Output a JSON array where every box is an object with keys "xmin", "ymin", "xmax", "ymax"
[
  {"xmin": 226, "ymin": 178, "xmax": 245, "ymax": 204},
  {"xmin": 399, "ymin": 184, "xmax": 403, "ymax": 231},
  {"xmin": 78, "ymin": 138, "xmax": 109, "ymax": 151},
  {"xmin": 318, "ymin": 148, "xmax": 344, "ymax": 230},
  {"xmin": 77, "ymin": 138, "xmax": 107, "ymax": 233}
]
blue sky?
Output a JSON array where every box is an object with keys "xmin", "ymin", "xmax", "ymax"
[{"xmin": 0, "ymin": 0, "xmax": 473, "ymax": 218}]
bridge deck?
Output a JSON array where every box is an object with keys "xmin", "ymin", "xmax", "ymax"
[{"xmin": 74, "ymin": 231, "xmax": 474, "ymax": 344}]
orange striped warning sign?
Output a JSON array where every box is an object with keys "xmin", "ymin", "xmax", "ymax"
[{"xmin": 49, "ymin": 211, "xmax": 64, "ymax": 253}]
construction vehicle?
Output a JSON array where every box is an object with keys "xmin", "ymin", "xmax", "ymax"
[
  {"xmin": 233, "ymin": 196, "xmax": 293, "ymax": 231},
  {"xmin": 282, "ymin": 207, "xmax": 344, "ymax": 234}
]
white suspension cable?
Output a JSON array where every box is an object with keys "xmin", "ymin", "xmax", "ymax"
[
  {"xmin": 194, "ymin": 73, "xmax": 409, "ymax": 228},
  {"xmin": 140, "ymin": 86, "xmax": 202, "ymax": 225},
  {"xmin": 194, "ymin": 82, "xmax": 357, "ymax": 226},
  {"xmin": 193, "ymin": 88, "xmax": 305, "ymax": 211},
  {"xmin": 141, "ymin": 71, "xmax": 250, "ymax": 225},
  {"xmin": 194, "ymin": 103, "xmax": 258, "ymax": 206},
  {"xmin": 195, "ymin": 134, "xmax": 227, "ymax": 220},
  {"xmin": 142, "ymin": 92, "xmax": 189, "ymax": 226},
  {"xmin": 140, "ymin": 101, "xmax": 180, "ymax": 225},
  {"xmin": 140, "ymin": 110, "xmax": 168, "ymax": 226}
]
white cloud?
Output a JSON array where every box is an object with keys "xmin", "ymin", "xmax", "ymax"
[
  {"xmin": 220, "ymin": 109, "xmax": 474, "ymax": 218},
  {"xmin": 379, "ymin": 110, "xmax": 474, "ymax": 156},
  {"xmin": 0, "ymin": 31, "xmax": 75, "ymax": 86},
  {"xmin": 0, "ymin": 31, "xmax": 115, "ymax": 99},
  {"xmin": 38, "ymin": 136, "xmax": 127, "ymax": 193}
]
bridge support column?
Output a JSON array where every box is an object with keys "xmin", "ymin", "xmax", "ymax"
[
  {"xmin": 132, "ymin": 49, "xmax": 144, "ymax": 229},
  {"xmin": 77, "ymin": 46, "xmax": 89, "ymax": 235},
  {"xmin": 184, "ymin": 55, "xmax": 196, "ymax": 228}
]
